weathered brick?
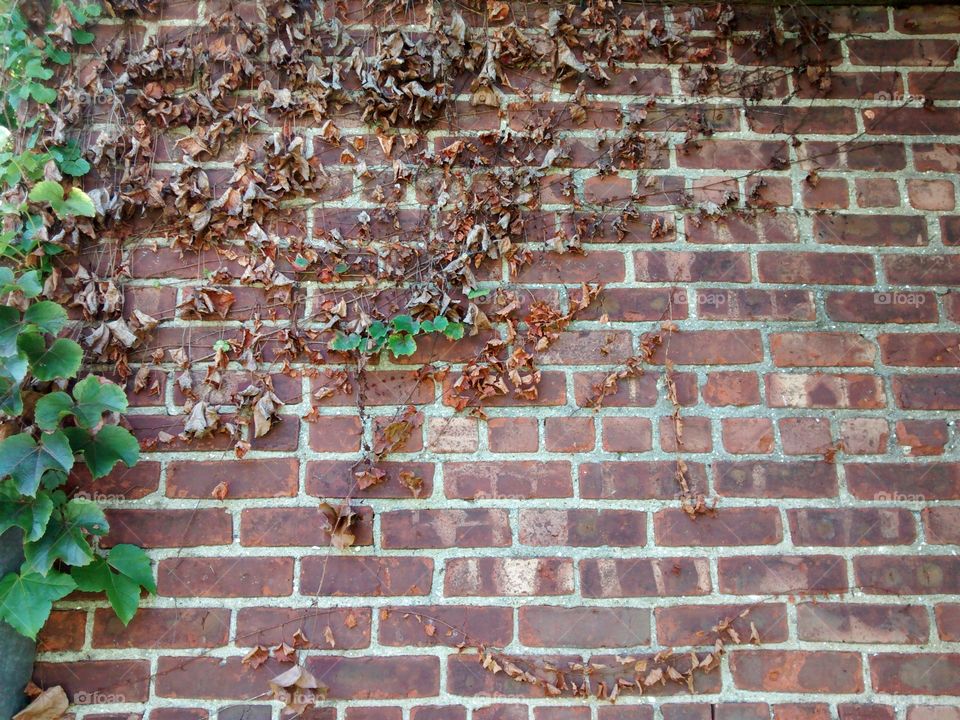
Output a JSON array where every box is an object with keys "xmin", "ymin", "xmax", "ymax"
[
  {"xmin": 719, "ymin": 555, "xmax": 847, "ymax": 594},
  {"xmin": 301, "ymin": 557, "xmax": 433, "ymax": 596},
  {"xmin": 870, "ymin": 653, "xmax": 960, "ymax": 695},
  {"xmin": 797, "ymin": 603, "xmax": 929, "ymax": 644},
  {"xmin": 788, "ymin": 508, "xmax": 916, "ymax": 546},
  {"xmin": 236, "ymin": 607, "xmax": 371, "ymax": 649},
  {"xmin": 655, "ymin": 603, "xmax": 788, "ymax": 646},
  {"xmin": 445, "ymin": 558, "xmax": 574, "ymax": 596},
  {"xmin": 519, "ymin": 606, "xmax": 651, "ymax": 647},
  {"xmin": 655, "ymin": 507, "xmax": 782, "ymax": 546},
  {"xmin": 580, "ymin": 558, "xmax": 711, "ymax": 597},
  {"xmin": 714, "ymin": 461, "xmax": 838, "ymax": 498},
  {"xmin": 379, "ymin": 606, "xmax": 512, "ymax": 647},
  {"xmin": 381, "ymin": 509, "xmax": 510, "ymax": 548},
  {"xmin": 158, "ymin": 557, "xmax": 293, "ymax": 597},
  {"xmin": 730, "ymin": 650, "xmax": 863, "ymax": 693},
  {"xmin": 519, "ymin": 509, "xmax": 646, "ymax": 547},
  {"xmin": 855, "ymin": 556, "xmax": 960, "ymax": 595}
]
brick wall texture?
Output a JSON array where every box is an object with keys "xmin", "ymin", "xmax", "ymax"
[{"xmin": 36, "ymin": 1, "xmax": 960, "ymax": 719}]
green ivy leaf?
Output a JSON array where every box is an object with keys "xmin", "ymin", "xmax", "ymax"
[
  {"xmin": 60, "ymin": 187, "xmax": 96, "ymax": 217},
  {"xmin": 387, "ymin": 332, "xmax": 417, "ymax": 358},
  {"xmin": 0, "ymin": 376, "xmax": 23, "ymax": 417},
  {"xmin": 105, "ymin": 544, "xmax": 156, "ymax": 594},
  {"xmin": 368, "ymin": 321, "xmax": 388, "ymax": 340},
  {"xmin": 24, "ymin": 59, "xmax": 53, "ymax": 80},
  {"xmin": 391, "ymin": 315, "xmax": 419, "ymax": 335},
  {"xmin": 71, "ymin": 376, "xmax": 128, "ymax": 428},
  {"xmin": 28, "ymin": 180, "xmax": 63, "ymax": 205},
  {"xmin": 23, "ymin": 300, "xmax": 68, "ymax": 335},
  {"xmin": 34, "ymin": 391, "xmax": 74, "ymax": 431},
  {"xmin": 0, "ymin": 431, "xmax": 74, "ymax": 496},
  {"xmin": 72, "ymin": 545, "xmax": 154, "ymax": 626},
  {"xmin": 0, "ymin": 305, "xmax": 20, "ymax": 356},
  {"xmin": 0, "ymin": 570, "xmax": 75, "ymax": 639},
  {"xmin": 430, "ymin": 316, "xmax": 449, "ymax": 332},
  {"xmin": 17, "ymin": 333, "xmax": 82, "ymax": 380},
  {"xmin": 443, "ymin": 321, "xmax": 465, "ymax": 340},
  {"xmin": 22, "ymin": 498, "xmax": 108, "ymax": 575},
  {"xmin": 64, "ymin": 425, "xmax": 139, "ymax": 479},
  {"xmin": 0, "ymin": 482, "xmax": 53, "ymax": 542},
  {"xmin": 330, "ymin": 332, "xmax": 361, "ymax": 352},
  {"xmin": 29, "ymin": 84, "xmax": 57, "ymax": 104},
  {"xmin": 17, "ymin": 271, "xmax": 42, "ymax": 298},
  {"xmin": 419, "ymin": 320, "xmax": 435, "ymax": 333}
]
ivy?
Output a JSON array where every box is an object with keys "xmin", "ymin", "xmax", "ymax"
[
  {"xmin": 330, "ymin": 314, "xmax": 465, "ymax": 359},
  {"xmin": 0, "ymin": 0, "xmax": 152, "ymax": 641}
]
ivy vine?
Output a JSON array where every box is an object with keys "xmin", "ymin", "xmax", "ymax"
[{"xmin": 0, "ymin": 0, "xmax": 152, "ymax": 640}]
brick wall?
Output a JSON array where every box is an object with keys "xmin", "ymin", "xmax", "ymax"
[{"xmin": 36, "ymin": 1, "xmax": 960, "ymax": 718}]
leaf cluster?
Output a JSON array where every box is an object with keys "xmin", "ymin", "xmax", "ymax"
[{"xmin": 330, "ymin": 314, "xmax": 464, "ymax": 358}]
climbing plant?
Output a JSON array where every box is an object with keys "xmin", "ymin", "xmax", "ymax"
[{"xmin": 0, "ymin": 0, "xmax": 152, "ymax": 640}]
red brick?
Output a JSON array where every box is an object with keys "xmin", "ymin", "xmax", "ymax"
[
  {"xmin": 659, "ymin": 416, "xmax": 712, "ymax": 452},
  {"xmin": 826, "ymin": 291, "xmax": 938, "ymax": 323},
  {"xmin": 301, "ymin": 557, "xmax": 433, "ymax": 596},
  {"xmin": 703, "ymin": 371, "xmax": 760, "ymax": 406},
  {"xmin": 445, "ymin": 461, "xmax": 572, "ymax": 499},
  {"xmin": 747, "ymin": 106, "xmax": 857, "ymax": 134},
  {"xmin": 655, "ymin": 603, "xmax": 788, "ymax": 646},
  {"xmin": 856, "ymin": 177, "xmax": 902, "ymax": 208},
  {"xmin": 310, "ymin": 415, "xmax": 363, "ymax": 452},
  {"xmin": 698, "ymin": 289, "xmax": 815, "ymax": 321},
  {"xmin": 306, "ymin": 460, "xmax": 435, "ymax": 498},
  {"xmin": 839, "ymin": 417, "xmax": 889, "ymax": 454},
  {"xmin": 579, "ymin": 288, "xmax": 679, "ymax": 321},
  {"xmin": 780, "ymin": 417, "xmax": 833, "ymax": 455},
  {"xmin": 93, "ymin": 608, "xmax": 230, "ymax": 649},
  {"xmin": 797, "ymin": 603, "xmax": 929, "ymax": 644},
  {"xmin": 758, "ymin": 252, "xmax": 875, "ymax": 285},
  {"xmin": 766, "ymin": 373, "xmax": 884, "ymax": 409},
  {"xmin": 790, "ymin": 507, "xmax": 915, "ymax": 547},
  {"xmin": 158, "ymin": 557, "xmax": 292, "ymax": 598},
  {"xmin": 771, "ymin": 332, "xmax": 876, "ymax": 367},
  {"xmin": 856, "ymin": 556, "xmax": 960, "ymax": 595},
  {"xmin": 411, "ymin": 707, "xmax": 465, "ymax": 720},
  {"xmin": 730, "ymin": 650, "xmax": 863, "ymax": 693},
  {"xmin": 653, "ymin": 330, "xmax": 763, "ymax": 365},
  {"xmin": 722, "ymin": 418, "xmax": 774, "ymax": 454},
  {"xmin": 545, "ymin": 417, "xmax": 595, "ymax": 452},
  {"xmin": 715, "ymin": 461, "xmax": 838, "ymax": 498},
  {"xmin": 847, "ymin": 463, "xmax": 960, "ymax": 500},
  {"xmin": 936, "ymin": 604, "xmax": 960, "ymax": 641},
  {"xmin": 379, "ymin": 606, "xmax": 512, "ymax": 648},
  {"xmin": 849, "ymin": 39, "xmax": 958, "ymax": 66},
  {"xmin": 601, "ymin": 417, "xmax": 653, "ymax": 452},
  {"xmin": 581, "ymin": 461, "xmax": 707, "ymax": 499},
  {"xmin": 102, "ymin": 508, "xmax": 232, "ymax": 548},
  {"xmin": 381, "ymin": 509, "xmax": 510, "ymax": 549},
  {"xmin": 881, "ymin": 333, "xmax": 960, "ymax": 367},
  {"xmin": 37, "ymin": 610, "xmax": 86, "ymax": 652},
  {"xmin": 719, "ymin": 555, "xmax": 847, "ymax": 594},
  {"xmin": 240, "ymin": 506, "xmax": 373, "ymax": 547},
  {"xmin": 908, "ymin": 180, "xmax": 956, "ymax": 211},
  {"xmin": 519, "ymin": 606, "xmax": 651, "ymax": 647},
  {"xmin": 907, "ymin": 707, "xmax": 960, "ymax": 720},
  {"xmin": 803, "ymin": 177, "xmax": 849, "ymax": 209},
  {"xmin": 426, "ymin": 417, "xmax": 478, "ymax": 453},
  {"xmin": 885, "ymin": 255, "xmax": 960, "ymax": 285},
  {"xmin": 893, "ymin": 374, "xmax": 960, "ymax": 409},
  {"xmin": 678, "ymin": 140, "xmax": 788, "ymax": 170},
  {"xmin": 634, "ymin": 251, "xmax": 751, "ymax": 282},
  {"xmin": 166, "ymin": 459, "xmax": 298, "ymax": 499},
  {"xmin": 445, "ymin": 557, "xmax": 573, "ymax": 596},
  {"xmin": 580, "ymin": 558, "xmax": 711, "ymax": 597},
  {"xmin": 685, "ymin": 214, "xmax": 798, "ymax": 244},
  {"xmin": 655, "ymin": 507, "xmax": 782, "ymax": 546},
  {"xmin": 870, "ymin": 653, "xmax": 960, "ymax": 695},
  {"xmin": 519, "ymin": 509, "xmax": 646, "ymax": 547},
  {"xmin": 487, "ymin": 417, "xmax": 539, "ymax": 452},
  {"xmin": 512, "ymin": 251, "xmax": 626, "ymax": 283},
  {"xmin": 583, "ymin": 174, "xmax": 632, "ymax": 204},
  {"xmin": 34, "ymin": 660, "xmax": 150, "ymax": 702},
  {"xmin": 924, "ymin": 507, "xmax": 960, "ymax": 544},
  {"xmin": 236, "ymin": 607, "xmax": 371, "ymax": 649},
  {"xmin": 840, "ymin": 706, "xmax": 895, "ymax": 720}
]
